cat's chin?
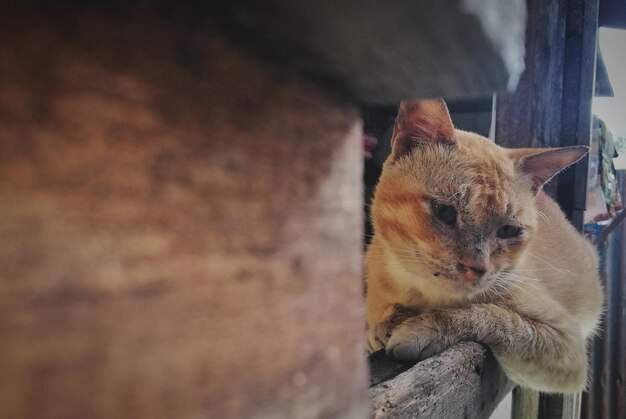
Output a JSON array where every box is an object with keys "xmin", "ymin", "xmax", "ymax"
[
  {"xmin": 387, "ymin": 254, "xmax": 490, "ymax": 299},
  {"xmin": 436, "ymin": 272, "xmax": 492, "ymax": 297}
]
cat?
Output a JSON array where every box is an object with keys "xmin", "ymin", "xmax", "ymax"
[{"xmin": 366, "ymin": 99, "xmax": 603, "ymax": 393}]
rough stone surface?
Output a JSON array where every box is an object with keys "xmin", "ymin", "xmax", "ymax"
[{"xmin": 0, "ymin": 5, "xmax": 367, "ymax": 419}]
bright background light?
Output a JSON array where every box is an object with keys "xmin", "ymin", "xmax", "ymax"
[{"xmin": 593, "ymin": 28, "xmax": 626, "ymax": 169}]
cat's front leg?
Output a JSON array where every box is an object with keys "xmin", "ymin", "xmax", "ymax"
[
  {"xmin": 367, "ymin": 304, "xmax": 419, "ymax": 352},
  {"xmin": 386, "ymin": 303, "xmax": 588, "ymax": 393},
  {"xmin": 367, "ymin": 322, "xmax": 391, "ymax": 352},
  {"xmin": 386, "ymin": 311, "xmax": 460, "ymax": 361}
]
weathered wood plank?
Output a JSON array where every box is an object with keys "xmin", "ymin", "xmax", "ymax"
[
  {"xmin": 535, "ymin": 0, "xmax": 599, "ymax": 415},
  {"xmin": 370, "ymin": 342, "xmax": 513, "ymax": 419},
  {"xmin": 556, "ymin": 0, "xmax": 599, "ymax": 230},
  {"xmin": 213, "ymin": 0, "xmax": 526, "ymax": 103},
  {"xmin": 495, "ymin": 0, "xmax": 568, "ymax": 198},
  {"xmin": 369, "ymin": 350, "xmax": 414, "ymax": 387},
  {"xmin": 497, "ymin": 0, "xmax": 599, "ymax": 417},
  {"xmin": 512, "ymin": 387, "xmax": 540, "ymax": 419}
]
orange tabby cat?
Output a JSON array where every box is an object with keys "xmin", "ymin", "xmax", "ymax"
[{"xmin": 366, "ymin": 99, "xmax": 603, "ymax": 393}]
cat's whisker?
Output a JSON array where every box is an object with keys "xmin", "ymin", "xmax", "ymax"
[
  {"xmin": 527, "ymin": 252, "xmax": 573, "ymax": 274},
  {"xmin": 536, "ymin": 210, "xmax": 550, "ymax": 224},
  {"xmin": 391, "ymin": 248, "xmax": 417, "ymax": 255},
  {"xmin": 495, "ymin": 275, "xmax": 538, "ymax": 289},
  {"xmin": 502, "ymin": 271, "xmax": 542, "ymax": 280},
  {"xmin": 393, "ymin": 249, "xmax": 419, "ymax": 257},
  {"xmin": 374, "ymin": 246, "xmax": 422, "ymax": 258},
  {"xmin": 500, "ymin": 272, "xmax": 542, "ymax": 282},
  {"xmin": 392, "ymin": 259, "xmax": 421, "ymax": 264},
  {"xmin": 501, "ymin": 281, "xmax": 544, "ymax": 298},
  {"xmin": 507, "ymin": 268, "xmax": 562, "ymax": 273},
  {"xmin": 492, "ymin": 286, "xmax": 512, "ymax": 303},
  {"xmin": 487, "ymin": 283, "xmax": 510, "ymax": 302},
  {"xmin": 496, "ymin": 280, "xmax": 553, "ymax": 310},
  {"xmin": 499, "ymin": 278, "xmax": 533, "ymax": 291},
  {"xmin": 377, "ymin": 242, "xmax": 413, "ymax": 251}
]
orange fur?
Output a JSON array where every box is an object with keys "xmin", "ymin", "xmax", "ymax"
[{"xmin": 366, "ymin": 99, "xmax": 603, "ymax": 393}]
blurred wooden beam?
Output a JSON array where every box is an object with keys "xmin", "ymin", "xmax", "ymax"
[
  {"xmin": 213, "ymin": 0, "xmax": 526, "ymax": 104},
  {"xmin": 0, "ymin": 4, "xmax": 368, "ymax": 418}
]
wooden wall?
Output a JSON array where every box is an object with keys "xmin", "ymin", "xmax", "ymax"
[{"xmin": 0, "ymin": 5, "xmax": 367, "ymax": 418}]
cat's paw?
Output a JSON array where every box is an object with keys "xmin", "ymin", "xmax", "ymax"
[
  {"xmin": 367, "ymin": 305, "xmax": 419, "ymax": 353},
  {"xmin": 386, "ymin": 313, "xmax": 454, "ymax": 362},
  {"xmin": 367, "ymin": 323, "xmax": 391, "ymax": 352}
]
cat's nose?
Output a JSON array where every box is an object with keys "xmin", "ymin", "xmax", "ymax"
[{"xmin": 457, "ymin": 259, "xmax": 487, "ymax": 281}]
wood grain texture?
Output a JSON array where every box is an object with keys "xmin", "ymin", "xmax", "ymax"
[
  {"xmin": 370, "ymin": 343, "xmax": 513, "ymax": 419},
  {"xmin": 368, "ymin": 350, "xmax": 414, "ymax": 387},
  {"xmin": 212, "ymin": 0, "xmax": 526, "ymax": 104},
  {"xmin": 556, "ymin": 0, "xmax": 598, "ymax": 230},
  {"xmin": 0, "ymin": 4, "xmax": 368, "ymax": 418},
  {"xmin": 512, "ymin": 387, "xmax": 539, "ymax": 419},
  {"xmin": 497, "ymin": 1, "xmax": 599, "ymax": 418},
  {"xmin": 495, "ymin": 0, "xmax": 567, "ymax": 149},
  {"xmin": 496, "ymin": 0, "xmax": 597, "ymax": 227},
  {"xmin": 495, "ymin": 0, "xmax": 568, "ymax": 199}
]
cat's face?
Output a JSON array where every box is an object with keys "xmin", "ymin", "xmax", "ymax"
[
  {"xmin": 371, "ymin": 100, "xmax": 587, "ymax": 301},
  {"xmin": 373, "ymin": 132, "xmax": 536, "ymax": 299}
]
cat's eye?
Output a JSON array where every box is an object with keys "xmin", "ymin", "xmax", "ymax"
[
  {"xmin": 431, "ymin": 202, "xmax": 457, "ymax": 226},
  {"xmin": 497, "ymin": 224, "xmax": 522, "ymax": 239}
]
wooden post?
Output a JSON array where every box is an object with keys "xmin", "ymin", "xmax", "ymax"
[
  {"xmin": 497, "ymin": 0, "xmax": 599, "ymax": 418},
  {"xmin": 512, "ymin": 387, "xmax": 540, "ymax": 419}
]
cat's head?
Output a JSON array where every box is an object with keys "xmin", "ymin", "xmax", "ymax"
[{"xmin": 371, "ymin": 99, "xmax": 587, "ymax": 302}]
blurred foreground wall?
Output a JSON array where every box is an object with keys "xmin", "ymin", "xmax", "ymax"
[{"xmin": 0, "ymin": 4, "xmax": 367, "ymax": 418}]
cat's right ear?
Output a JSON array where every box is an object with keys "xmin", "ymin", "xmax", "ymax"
[
  {"xmin": 509, "ymin": 146, "xmax": 589, "ymax": 194},
  {"xmin": 389, "ymin": 99, "xmax": 455, "ymax": 163}
]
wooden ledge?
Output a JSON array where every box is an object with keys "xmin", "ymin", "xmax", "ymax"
[
  {"xmin": 369, "ymin": 342, "xmax": 513, "ymax": 419},
  {"xmin": 212, "ymin": 0, "xmax": 526, "ymax": 103}
]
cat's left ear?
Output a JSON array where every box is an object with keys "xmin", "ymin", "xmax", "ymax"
[
  {"xmin": 509, "ymin": 146, "xmax": 589, "ymax": 194},
  {"xmin": 389, "ymin": 99, "xmax": 455, "ymax": 162}
]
